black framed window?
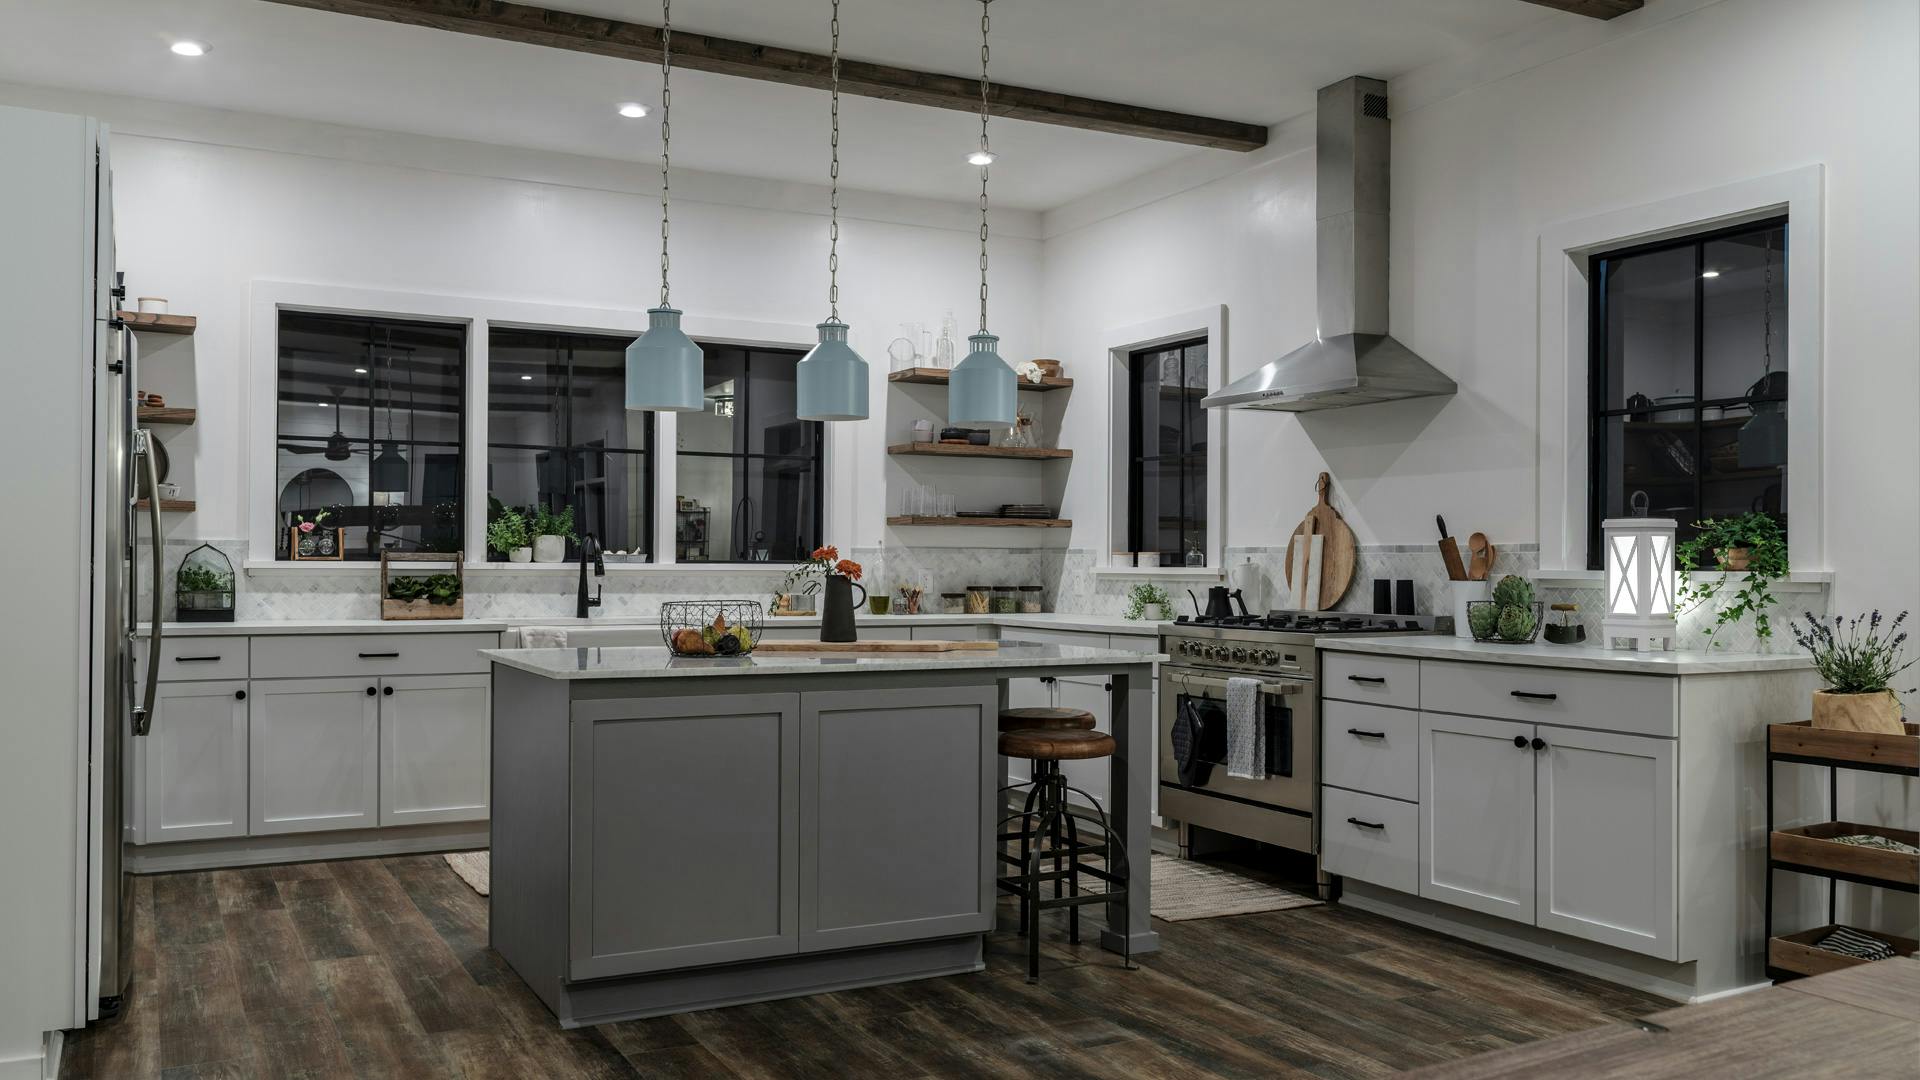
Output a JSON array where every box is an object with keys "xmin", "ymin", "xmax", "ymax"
[
  {"xmin": 274, "ymin": 312, "xmax": 465, "ymax": 560},
  {"xmin": 675, "ymin": 345, "xmax": 822, "ymax": 562},
  {"xmin": 1588, "ymin": 217, "xmax": 1788, "ymax": 569},
  {"xmin": 1127, "ymin": 338, "xmax": 1208, "ymax": 566},
  {"xmin": 487, "ymin": 329, "xmax": 655, "ymax": 560}
]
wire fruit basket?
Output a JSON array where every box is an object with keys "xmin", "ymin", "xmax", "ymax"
[{"xmin": 660, "ymin": 600, "xmax": 764, "ymax": 657}]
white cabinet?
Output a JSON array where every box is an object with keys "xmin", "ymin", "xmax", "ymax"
[
  {"xmin": 380, "ymin": 674, "xmax": 491, "ymax": 826},
  {"xmin": 250, "ymin": 677, "xmax": 380, "ymax": 835},
  {"xmin": 1535, "ymin": 725, "xmax": 1676, "ymax": 959},
  {"xmin": 135, "ymin": 680, "xmax": 248, "ymax": 843},
  {"xmin": 1419, "ymin": 711, "xmax": 1536, "ymax": 922}
]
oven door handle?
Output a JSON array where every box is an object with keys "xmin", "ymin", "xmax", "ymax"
[{"xmin": 1172, "ymin": 671, "xmax": 1304, "ymax": 698}]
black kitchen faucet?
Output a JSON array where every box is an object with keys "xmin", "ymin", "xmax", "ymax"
[{"xmin": 577, "ymin": 532, "xmax": 604, "ymax": 618}]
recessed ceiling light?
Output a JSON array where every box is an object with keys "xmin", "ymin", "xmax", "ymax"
[
  {"xmin": 170, "ymin": 40, "xmax": 209, "ymax": 57},
  {"xmin": 520, "ymin": 374, "xmax": 533, "ymax": 381},
  {"xmin": 353, "ymin": 367, "xmax": 368, "ymax": 374},
  {"xmin": 966, "ymin": 149, "xmax": 996, "ymax": 166},
  {"xmin": 617, "ymin": 102, "xmax": 650, "ymax": 119},
  {"xmin": 1701, "ymin": 270, "xmax": 1721, "ymax": 279},
  {"xmin": 316, "ymin": 402, "xmax": 330, "ymax": 408}
]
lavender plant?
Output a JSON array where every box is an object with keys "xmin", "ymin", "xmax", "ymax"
[{"xmin": 1790, "ymin": 610, "xmax": 1916, "ymax": 695}]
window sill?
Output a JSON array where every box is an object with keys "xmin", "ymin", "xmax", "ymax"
[
  {"xmin": 1531, "ymin": 569, "xmax": 1834, "ymax": 592},
  {"xmin": 1089, "ymin": 565, "xmax": 1224, "ymax": 580}
]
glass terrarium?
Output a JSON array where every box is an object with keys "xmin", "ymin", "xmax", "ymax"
[{"xmin": 175, "ymin": 543, "xmax": 235, "ymax": 623}]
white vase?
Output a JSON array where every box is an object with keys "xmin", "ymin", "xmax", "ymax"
[
  {"xmin": 509, "ymin": 547, "xmax": 533, "ymax": 563},
  {"xmin": 1449, "ymin": 580, "xmax": 1491, "ymax": 639},
  {"xmin": 533, "ymin": 535, "xmax": 566, "ymax": 563},
  {"xmin": 1140, "ymin": 603, "xmax": 1165, "ymax": 622}
]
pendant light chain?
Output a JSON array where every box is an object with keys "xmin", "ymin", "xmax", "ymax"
[
  {"xmin": 977, "ymin": 0, "xmax": 991, "ymax": 334},
  {"xmin": 827, "ymin": 0, "xmax": 841, "ymax": 321},
  {"xmin": 659, "ymin": 0, "xmax": 674, "ymax": 309}
]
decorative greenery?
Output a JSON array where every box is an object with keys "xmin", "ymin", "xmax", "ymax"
[
  {"xmin": 1473, "ymin": 575, "xmax": 1539, "ymax": 643},
  {"xmin": 389, "ymin": 573, "xmax": 462, "ymax": 605},
  {"xmin": 486, "ymin": 508, "xmax": 529, "ymax": 555},
  {"xmin": 777, "ymin": 545, "xmax": 862, "ymax": 602},
  {"xmin": 530, "ymin": 504, "xmax": 577, "ymax": 541},
  {"xmin": 1792, "ymin": 611, "xmax": 1915, "ymax": 695},
  {"xmin": 1676, "ymin": 512, "xmax": 1789, "ymax": 647},
  {"xmin": 1123, "ymin": 582, "xmax": 1171, "ymax": 621},
  {"xmin": 291, "ymin": 508, "xmax": 330, "ymax": 534},
  {"xmin": 176, "ymin": 564, "xmax": 233, "ymax": 593}
]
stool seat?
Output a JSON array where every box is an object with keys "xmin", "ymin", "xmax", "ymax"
[
  {"xmin": 997, "ymin": 706, "xmax": 1096, "ymax": 734},
  {"xmin": 999, "ymin": 728, "xmax": 1115, "ymax": 761}
]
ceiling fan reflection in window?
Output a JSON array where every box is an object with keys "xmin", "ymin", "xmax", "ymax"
[{"xmin": 278, "ymin": 387, "xmax": 363, "ymax": 460}]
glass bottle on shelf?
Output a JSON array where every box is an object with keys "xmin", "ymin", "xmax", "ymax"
[{"xmin": 935, "ymin": 311, "xmax": 957, "ymax": 369}]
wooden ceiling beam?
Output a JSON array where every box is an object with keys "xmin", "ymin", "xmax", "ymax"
[
  {"xmin": 259, "ymin": 0, "xmax": 1268, "ymax": 151},
  {"xmin": 1517, "ymin": 0, "xmax": 1643, "ymax": 19}
]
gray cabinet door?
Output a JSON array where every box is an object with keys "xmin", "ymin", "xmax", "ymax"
[
  {"xmin": 249, "ymin": 676, "xmax": 380, "ymax": 835},
  {"xmin": 379, "ymin": 673, "xmax": 490, "ymax": 826},
  {"xmin": 1534, "ymin": 725, "xmax": 1677, "ymax": 959},
  {"xmin": 568, "ymin": 692, "xmax": 800, "ymax": 980},
  {"xmin": 1419, "ymin": 710, "xmax": 1535, "ymax": 923},
  {"xmin": 136, "ymin": 680, "xmax": 248, "ymax": 843},
  {"xmin": 799, "ymin": 684, "xmax": 997, "ymax": 951}
]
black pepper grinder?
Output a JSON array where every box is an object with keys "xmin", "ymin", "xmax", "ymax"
[
  {"xmin": 1394, "ymin": 579, "xmax": 1416, "ymax": 616},
  {"xmin": 1372, "ymin": 579, "xmax": 1392, "ymax": 615}
]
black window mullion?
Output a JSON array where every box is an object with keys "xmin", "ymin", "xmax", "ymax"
[{"xmin": 1692, "ymin": 243, "xmax": 1706, "ymax": 539}]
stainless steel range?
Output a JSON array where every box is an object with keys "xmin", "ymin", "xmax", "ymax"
[{"xmin": 1157, "ymin": 610, "xmax": 1447, "ymax": 894}]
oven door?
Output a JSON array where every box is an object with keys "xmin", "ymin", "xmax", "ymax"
[{"xmin": 1158, "ymin": 665, "xmax": 1316, "ymax": 815}]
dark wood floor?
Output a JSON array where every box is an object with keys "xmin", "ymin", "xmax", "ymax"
[{"xmin": 61, "ymin": 852, "xmax": 1667, "ymax": 1079}]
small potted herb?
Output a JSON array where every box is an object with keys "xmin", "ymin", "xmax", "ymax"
[
  {"xmin": 487, "ymin": 508, "xmax": 532, "ymax": 563},
  {"xmin": 1124, "ymin": 582, "xmax": 1171, "ymax": 622},
  {"xmin": 530, "ymin": 505, "xmax": 576, "ymax": 563},
  {"xmin": 1792, "ymin": 611, "xmax": 1914, "ymax": 734},
  {"xmin": 1676, "ymin": 512, "xmax": 1788, "ymax": 647}
]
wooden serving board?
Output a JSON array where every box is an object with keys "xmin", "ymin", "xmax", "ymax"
[
  {"xmin": 1283, "ymin": 472, "xmax": 1356, "ymax": 610},
  {"xmin": 755, "ymin": 639, "xmax": 999, "ymax": 654}
]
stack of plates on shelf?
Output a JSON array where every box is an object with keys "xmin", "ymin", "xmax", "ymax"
[
  {"xmin": 1000, "ymin": 504, "xmax": 1057, "ymax": 519},
  {"xmin": 955, "ymin": 509, "xmax": 999, "ymax": 518}
]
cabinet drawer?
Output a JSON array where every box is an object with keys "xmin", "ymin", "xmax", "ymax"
[
  {"xmin": 141, "ymin": 636, "xmax": 248, "ymax": 682},
  {"xmin": 1321, "ymin": 788, "xmax": 1418, "ymax": 894},
  {"xmin": 914, "ymin": 624, "xmax": 993, "ymax": 641},
  {"xmin": 1420, "ymin": 660, "xmax": 1676, "ymax": 738},
  {"xmin": 251, "ymin": 633, "xmax": 499, "ymax": 680},
  {"xmin": 1323, "ymin": 652, "xmax": 1419, "ymax": 709},
  {"xmin": 1322, "ymin": 700, "xmax": 1418, "ymax": 801},
  {"xmin": 998, "ymin": 627, "xmax": 1108, "ymax": 650}
]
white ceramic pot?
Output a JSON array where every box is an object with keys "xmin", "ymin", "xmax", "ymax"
[
  {"xmin": 533, "ymin": 534, "xmax": 566, "ymax": 563},
  {"xmin": 1140, "ymin": 603, "xmax": 1165, "ymax": 622},
  {"xmin": 1449, "ymin": 580, "xmax": 1492, "ymax": 639},
  {"xmin": 509, "ymin": 547, "xmax": 533, "ymax": 563}
]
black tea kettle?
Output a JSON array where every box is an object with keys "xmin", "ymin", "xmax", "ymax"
[{"xmin": 1194, "ymin": 586, "xmax": 1247, "ymax": 620}]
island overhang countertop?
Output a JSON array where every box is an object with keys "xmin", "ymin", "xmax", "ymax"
[{"xmin": 481, "ymin": 642, "xmax": 1166, "ymax": 680}]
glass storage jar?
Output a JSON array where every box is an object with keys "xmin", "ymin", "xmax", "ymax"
[
  {"xmin": 965, "ymin": 585, "xmax": 991, "ymax": 615},
  {"xmin": 942, "ymin": 592, "xmax": 967, "ymax": 614},
  {"xmin": 1018, "ymin": 585, "xmax": 1044, "ymax": 613},
  {"xmin": 991, "ymin": 586, "xmax": 1018, "ymax": 614}
]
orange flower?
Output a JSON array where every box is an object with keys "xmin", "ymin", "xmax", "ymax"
[
  {"xmin": 811, "ymin": 545, "xmax": 839, "ymax": 563},
  {"xmin": 834, "ymin": 559, "xmax": 863, "ymax": 582}
]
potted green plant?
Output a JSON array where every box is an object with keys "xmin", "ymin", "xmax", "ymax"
[
  {"xmin": 487, "ymin": 508, "xmax": 532, "ymax": 563},
  {"xmin": 1675, "ymin": 512, "xmax": 1788, "ymax": 647},
  {"xmin": 1124, "ymin": 582, "xmax": 1171, "ymax": 622},
  {"xmin": 1791, "ymin": 610, "xmax": 1914, "ymax": 734},
  {"xmin": 530, "ymin": 505, "xmax": 576, "ymax": 563}
]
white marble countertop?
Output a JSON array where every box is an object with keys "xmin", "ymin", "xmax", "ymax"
[
  {"xmin": 140, "ymin": 612, "xmax": 1164, "ymax": 638},
  {"xmin": 1320, "ymin": 634, "xmax": 1812, "ymax": 675},
  {"xmin": 484, "ymin": 643, "xmax": 1166, "ymax": 681}
]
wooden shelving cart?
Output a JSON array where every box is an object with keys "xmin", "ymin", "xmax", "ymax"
[{"xmin": 1764, "ymin": 720, "xmax": 1919, "ymax": 980}]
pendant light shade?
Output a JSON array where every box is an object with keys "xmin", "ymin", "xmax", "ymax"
[
  {"xmin": 948, "ymin": 331, "xmax": 1015, "ymax": 427},
  {"xmin": 370, "ymin": 440, "xmax": 409, "ymax": 494},
  {"xmin": 797, "ymin": 320, "xmax": 869, "ymax": 421},
  {"xmin": 625, "ymin": 306, "xmax": 704, "ymax": 412}
]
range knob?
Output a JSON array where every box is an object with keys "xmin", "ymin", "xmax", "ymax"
[
  {"xmin": 1230, "ymin": 647, "xmax": 1248, "ymax": 662},
  {"xmin": 1262, "ymin": 649, "xmax": 1280, "ymax": 664},
  {"xmin": 1203, "ymin": 644, "xmax": 1223, "ymax": 660}
]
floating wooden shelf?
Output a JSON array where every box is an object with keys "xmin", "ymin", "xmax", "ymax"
[
  {"xmin": 138, "ymin": 406, "xmax": 196, "ymax": 426},
  {"xmin": 134, "ymin": 499, "xmax": 196, "ymax": 513},
  {"xmin": 887, "ymin": 442, "xmax": 1071, "ymax": 460},
  {"xmin": 1770, "ymin": 822, "xmax": 1919, "ymax": 890},
  {"xmin": 887, "ymin": 515, "xmax": 1070, "ymax": 528},
  {"xmin": 1768, "ymin": 924, "xmax": 1918, "ymax": 979},
  {"xmin": 887, "ymin": 367, "xmax": 1072, "ymax": 392},
  {"xmin": 116, "ymin": 311, "xmax": 197, "ymax": 336}
]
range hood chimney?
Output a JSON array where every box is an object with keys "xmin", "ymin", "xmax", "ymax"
[{"xmin": 1204, "ymin": 76, "xmax": 1455, "ymax": 412}]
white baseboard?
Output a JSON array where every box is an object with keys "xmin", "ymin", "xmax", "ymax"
[
  {"xmin": 0, "ymin": 1044, "xmax": 50, "ymax": 1080},
  {"xmin": 127, "ymin": 823, "xmax": 488, "ymax": 874}
]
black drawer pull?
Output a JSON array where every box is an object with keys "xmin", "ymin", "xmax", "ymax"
[
  {"xmin": 234, "ymin": 690, "xmax": 246, "ymax": 701},
  {"xmin": 175, "ymin": 655, "xmax": 222, "ymax": 663},
  {"xmin": 1531, "ymin": 737, "xmax": 1547, "ymax": 751},
  {"xmin": 366, "ymin": 686, "xmax": 378, "ymax": 696},
  {"xmin": 1347, "ymin": 728, "xmax": 1387, "ymax": 739},
  {"xmin": 358, "ymin": 651, "xmax": 400, "ymax": 659},
  {"xmin": 1346, "ymin": 817, "xmax": 1385, "ymax": 830},
  {"xmin": 1513, "ymin": 735, "xmax": 1528, "ymax": 748},
  {"xmin": 1510, "ymin": 690, "xmax": 1558, "ymax": 702},
  {"xmin": 1347, "ymin": 675, "xmax": 1386, "ymax": 684},
  {"xmin": 383, "ymin": 685, "xmax": 394, "ymax": 696}
]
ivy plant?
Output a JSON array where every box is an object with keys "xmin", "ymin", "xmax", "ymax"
[
  {"xmin": 1675, "ymin": 512, "xmax": 1789, "ymax": 647},
  {"xmin": 1123, "ymin": 582, "xmax": 1172, "ymax": 621}
]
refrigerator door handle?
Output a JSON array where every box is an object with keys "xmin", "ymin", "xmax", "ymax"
[{"xmin": 131, "ymin": 425, "xmax": 161, "ymax": 737}]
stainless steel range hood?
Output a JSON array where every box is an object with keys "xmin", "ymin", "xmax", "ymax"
[{"xmin": 1205, "ymin": 77, "xmax": 1455, "ymax": 412}]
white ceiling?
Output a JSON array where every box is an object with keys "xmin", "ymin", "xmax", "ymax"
[{"xmin": 0, "ymin": 0, "xmax": 1563, "ymax": 209}]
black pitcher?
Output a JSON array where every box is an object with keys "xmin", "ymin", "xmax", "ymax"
[{"xmin": 820, "ymin": 575, "xmax": 867, "ymax": 642}]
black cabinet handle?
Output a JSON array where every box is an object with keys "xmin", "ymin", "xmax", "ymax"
[
  {"xmin": 1513, "ymin": 735, "xmax": 1528, "ymax": 748},
  {"xmin": 1531, "ymin": 737, "xmax": 1547, "ymax": 751},
  {"xmin": 366, "ymin": 686, "xmax": 377, "ymax": 696},
  {"xmin": 1347, "ymin": 675, "xmax": 1386, "ymax": 684},
  {"xmin": 358, "ymin": 651, "xmax": 400, "ymax": 659},
  {"xmin": 383, "ymin": 685, "xmax": 394, "ymax": 696},
  {"xmin": 1104, "ymin": 682, "xmax": 1113, "ymax": 692},
  {"xmin": 234, "ymin": 690, "xmax": 246, "ymax": 701},
  {"xmin": 1346, "ymin": 817, "xmax": 1385, "ymax": 830},
  {"xmin": 1347, "ymin": 728, "xmax": 1387, "ymax": 739},
  {"xmin": 1510, "ymin": 690, "xmax": 1558, "ymax": 702},
  {"xmin": 175, "ymin": 655, "xmax": 222, "ymax": 663}
]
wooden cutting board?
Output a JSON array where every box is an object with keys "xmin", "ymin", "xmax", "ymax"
[
  {"xmin": 1283, "ymin": 472, "xmax": 1356, "ymax": 610},
  {"xmin": 754, "ymin": 639, "xmax": 999, "ymax": 654}
]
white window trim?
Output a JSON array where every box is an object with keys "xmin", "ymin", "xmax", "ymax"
[
  {"xmin": 1103, "ymin": 305, "xmax": 1228, "ymax": 572},
  {"xmin": 1535, "ymin": 166, "xmax": 1824, "ymax": 574},
  {"xmin": 244, "ymin": 280, "xmax": 815, "ymax": 572}
]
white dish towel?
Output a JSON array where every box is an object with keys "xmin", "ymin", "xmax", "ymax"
[
  {"xmin": 1225, "ymin": 676, "xmax": 1266, "ymax": 780},
  {"xmin": 520, "ymin": 626, "xmax": 570, "ymax": 649}
]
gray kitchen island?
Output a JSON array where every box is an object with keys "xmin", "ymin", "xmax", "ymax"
[{"xmin": 482, "ymin": 642, "xmax": 1162, "ymax": 1026}]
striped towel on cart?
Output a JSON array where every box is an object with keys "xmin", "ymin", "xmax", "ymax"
[{"xmin": 1813, "ymin": 927, "xmax": 1898, "ymax": 962}]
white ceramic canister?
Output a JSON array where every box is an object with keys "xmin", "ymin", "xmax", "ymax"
[{"xmin": 1449, "ymin": 579, "xmax": 1492, "ymax": 639}]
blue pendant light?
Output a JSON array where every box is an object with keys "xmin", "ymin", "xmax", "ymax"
[
  {"xmin": 625, "ymin": 0, "xmax": 705, "ymax": 413},
  {"xmin": 949, "ymin": 0, "xmax": 1015, "ymax": 429},
  {"xmin": 796, "ymin": 0, "xmax": 870, "ymax": 421}
]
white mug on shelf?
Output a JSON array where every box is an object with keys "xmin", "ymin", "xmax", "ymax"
[{"xmin": 136, "ymin": 297, "xmax": 168, "ymax": 314}]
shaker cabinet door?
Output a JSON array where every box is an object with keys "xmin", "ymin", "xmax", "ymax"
[
  {"xmin": 1534, "ymin": 726, "xmax": 1677, "ymax": 959},
  {"xmin": 1419, "ymin": 711, "xmax": 1536, "ymax": 923},
  {"xmin": 249, "ymin": 677, "xmax": 379, "ymax": 835},
  {"xmin": 136, "ymin": 680, "xmax": 248, "ymax": 843},
  {"xmin": 380, "ymin": 673, "xmax": 490, "ymax": 826}
]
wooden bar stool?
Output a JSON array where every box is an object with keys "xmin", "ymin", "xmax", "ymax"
[
  {"xmin": 995, "ymin": 727, "xmax": 1134, "ymax": 983},
  {"xmin": 996, "ymin": 705, "xmax": 1095, "ymax": 804}
]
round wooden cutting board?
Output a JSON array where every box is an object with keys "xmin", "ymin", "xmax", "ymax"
[{"xmin": 1283, "ymin": 472, "xmax": 1356, "ymax": 611}]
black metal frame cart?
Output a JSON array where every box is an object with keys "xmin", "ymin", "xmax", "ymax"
[{"xmin": 1764, "ymin": 720, "xmax": 1919, "ymax": 981}]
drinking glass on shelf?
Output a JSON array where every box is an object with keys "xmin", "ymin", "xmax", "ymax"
[{"xmin": 938, "ymin": 493, "xmax": 956, "ymax": 517}]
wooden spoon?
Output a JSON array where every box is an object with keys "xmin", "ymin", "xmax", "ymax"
[{"xmin": 1467, "ymin": 533, "xmax": 1492, "ymax": 581}]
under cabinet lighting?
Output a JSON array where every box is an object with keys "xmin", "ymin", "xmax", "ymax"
[
  {"xmin": 617, "ymin": 102, "xmax": 650, "ymax": 118},
  {"xmin": 170, "ymin": 41, "xmax": 208, "ymax": 57},
  {"xmin": 1701, "ymin": 270, "xmax": 1720, "ymax": 279}
]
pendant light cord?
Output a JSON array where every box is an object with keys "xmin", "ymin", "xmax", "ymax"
[
  {"xmin": 977, "ymin": 0, "xmax": 991, "ymax": 335},
  {"xmin": 659, "ymin": 0, "xmax": 674, "ymax": 310},
  {"xmin": 827, "ymin": 0, "xmax": 841, "ymax": 321}
]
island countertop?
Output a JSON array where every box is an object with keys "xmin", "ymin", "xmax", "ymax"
[{"xmin": 482, "ymin": 642, "xmax": 1165, "ymax": 680}]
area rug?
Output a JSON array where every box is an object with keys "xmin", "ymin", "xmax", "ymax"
[{"xmin": 445, "ymin": 850, "xmax": 491, "ymax": 896}]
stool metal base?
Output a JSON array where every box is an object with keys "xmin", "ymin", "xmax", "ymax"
[{"xmin": 996, "ymin": 760, "xmax": 1135, "ymax": 983}]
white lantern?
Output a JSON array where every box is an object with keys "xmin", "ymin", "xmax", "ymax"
[{"xmin": 1601, "ymin": 517, "xmax": 1677, "ymax": 651}]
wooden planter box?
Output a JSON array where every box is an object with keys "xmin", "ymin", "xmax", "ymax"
[
  {"xmin": 289, "ymin": 526, "xmax": 345, "ymax": 560},
  {"xmin": 380, "ymin": 551, "xmax": 465, "ymax": 622},
  {"xmin": 1768, "ymin": 924, "xmax": 1918, "ymax": 979},
  {"xmin": 1769, "ymin": 720, "xmax": 1919, "ymax": 772},
  {"xmin": 1770, "ymin": 821, "xmax": 1920, "ymax": 888}
]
